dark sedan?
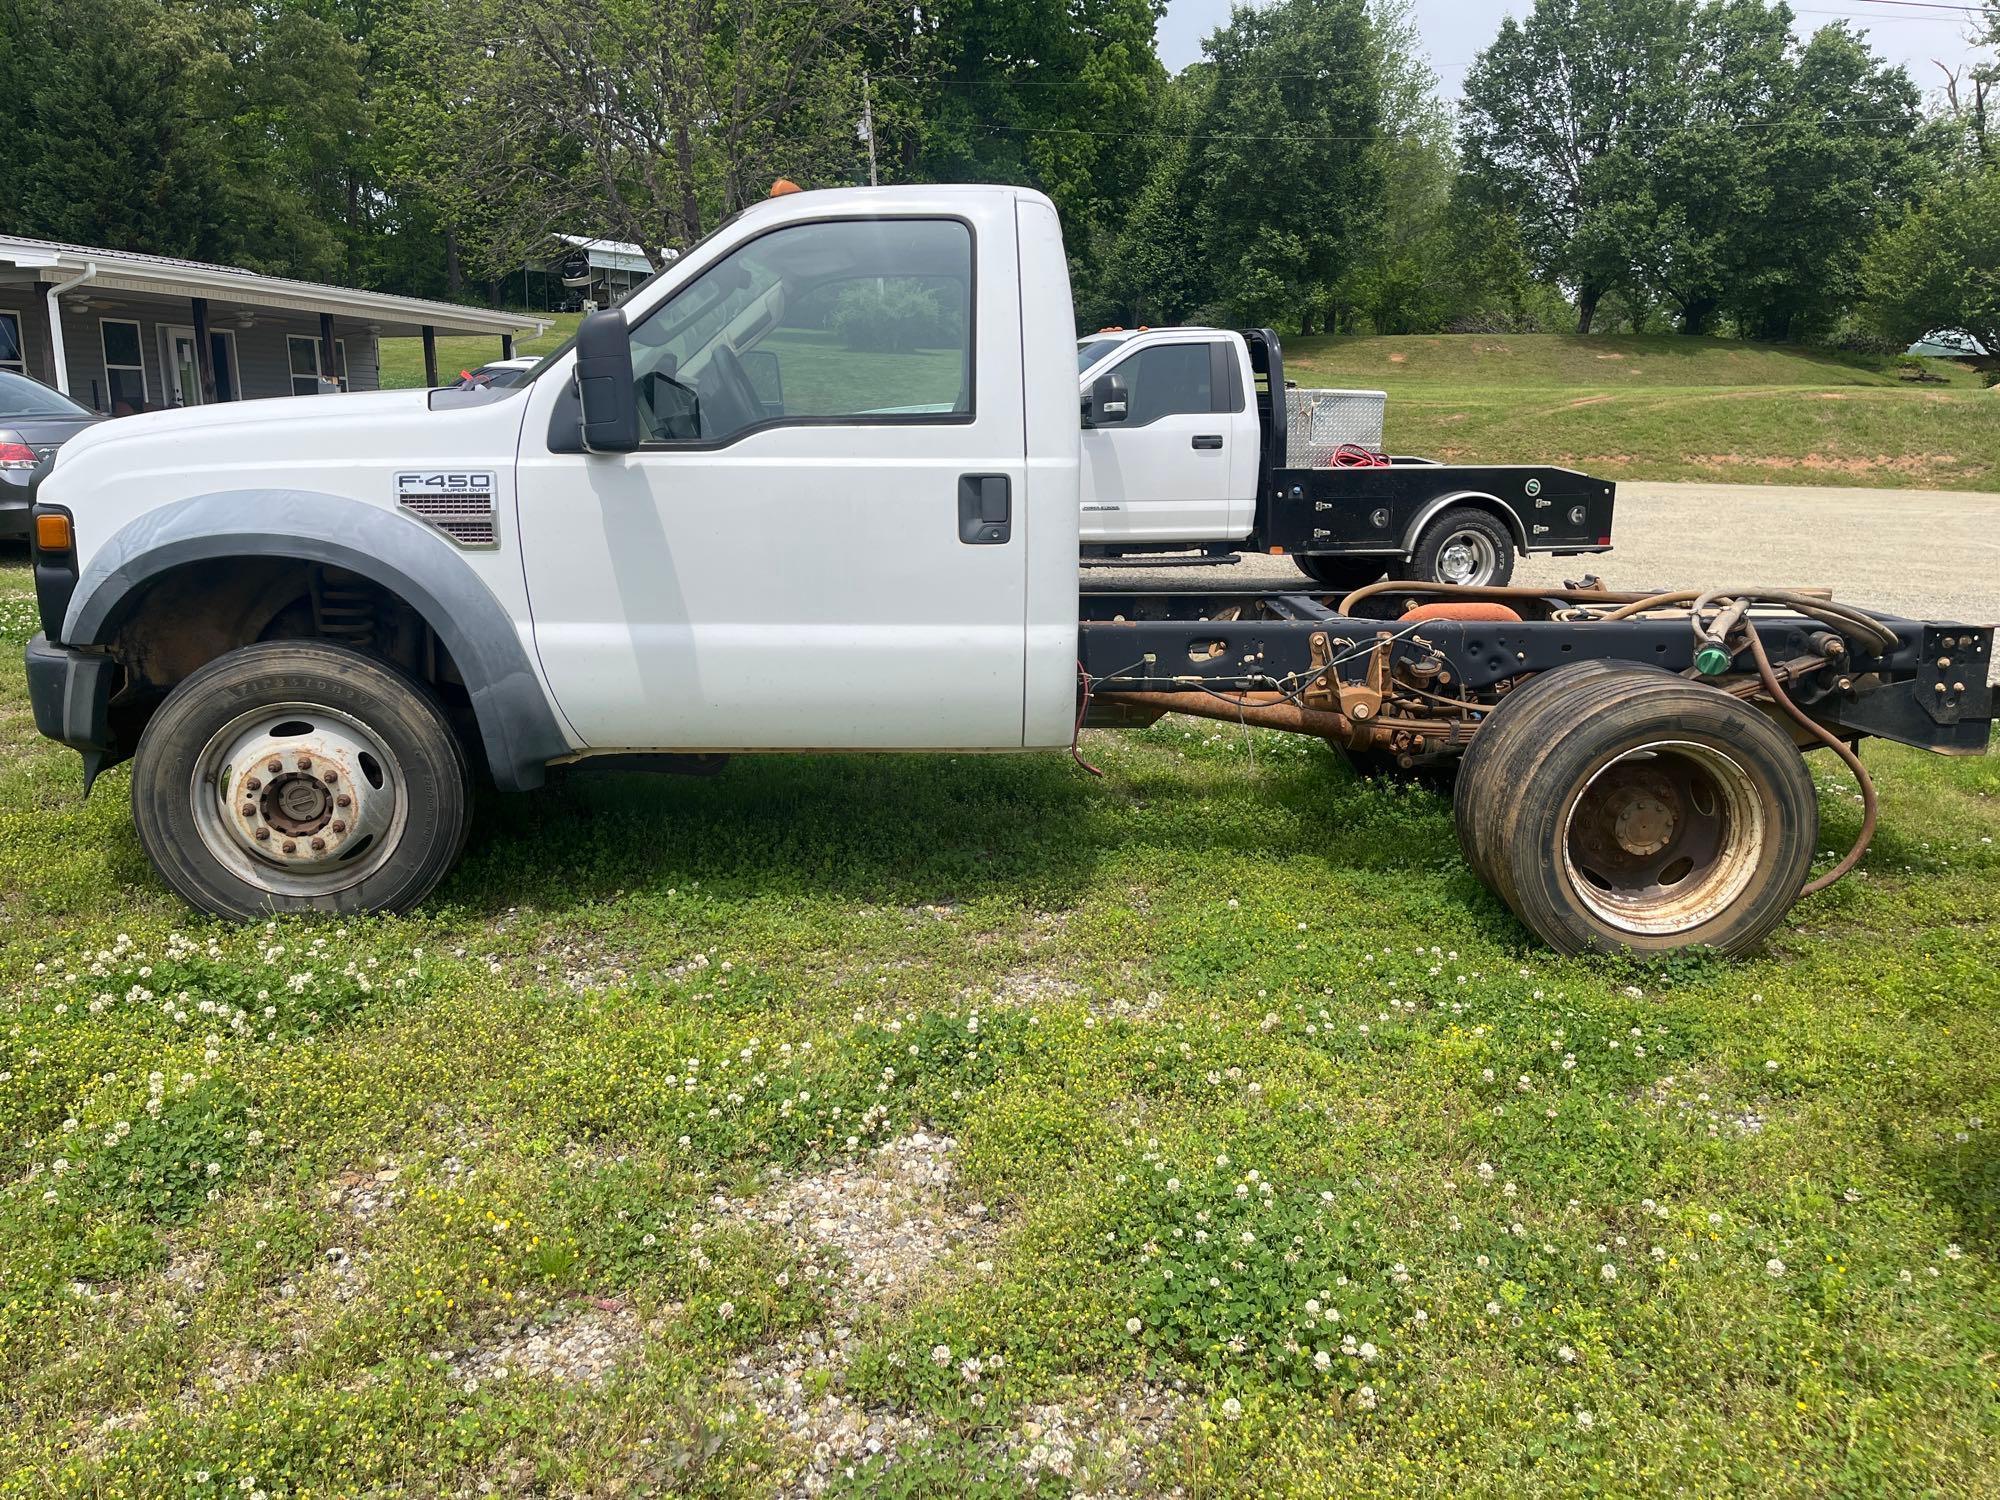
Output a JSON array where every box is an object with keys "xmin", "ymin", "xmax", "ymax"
[{"xmin": 1, "ymin": 370, "xmax": 99, "ymax": 541}]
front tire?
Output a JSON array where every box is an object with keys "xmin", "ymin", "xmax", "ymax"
[
  {"xmin": 132, "ymin": 641, "xmax": 471, "ymax": 919},
  {"xmin": 1411, "ymin": 507, "xmax": 1515, "ymax": 588},
  {"xmin": 1295, "ymin": 554, "xmax": 1388, "ymax": 593}
]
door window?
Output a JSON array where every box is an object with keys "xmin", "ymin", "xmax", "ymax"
[
  {"xmin": 1102, "ymin": 342, "xmax": 1214, "ymax": 428},
  {"xmin": 100, "ymin": 319, "xmax": 148, "ymax": 413},
  {"xmin": 287, "ymin": 335, "xmax": 323, "ymax": 396},
  {"xmin": 0, "ymin": 312, "xmax": 22, "ymax": 375},
  {"xmin": 626, "ymin": 217, "xmax": 973, "ymax": 446}
]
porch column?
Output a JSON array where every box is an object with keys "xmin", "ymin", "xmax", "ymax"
[
  {"xmin": 421, "ymin": 325, "xmax": 438, "ymax": 387},
  {"xmin": 501, "ymin": 332, "xmax": 515, "ymax": 360},
  {"xmin": 319, "ymin": 312, "xmax": 340, "ymax": 392},
  {"xmin": 191, "ymin": 297, "xmax": 217, "ymax": 403}
]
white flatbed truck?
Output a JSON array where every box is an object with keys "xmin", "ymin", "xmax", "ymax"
[
  {"xmin": 1074, "ymin": 326, "xmax": 1615, "ymax": 590},
  {"xmin": 20, "ymin": 183, "xmax": 1994, "ymax": 954}
]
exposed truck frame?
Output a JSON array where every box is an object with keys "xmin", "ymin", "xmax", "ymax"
[{"xmin": 17, "ymin": 182, "xmax": 1995, "ymax": 957}]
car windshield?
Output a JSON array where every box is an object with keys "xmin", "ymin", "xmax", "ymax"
[
  {"xmin": 0, "ymin": 369, "xmax": 91, "ymax": 419},
  {"xmin": 1077, "ymin": 338, "xmax": 1126, "ymax": 373}
]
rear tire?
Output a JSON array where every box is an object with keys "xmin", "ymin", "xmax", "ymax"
[
  {"xmin": 132, "ymin": 641, "xmax": 471, "ymax": 919},
  {"xmin": 1464, "ymin": 673, "xmax": 1817, "ymax": 956},
  {"xmin": 1411, "ymin": 507, "xmax": 1515, "ymax": 588},
  {"xmin": 1295, "ymin": 554, "xmax": 1388, "ymax": 592},
  {"xmin": 1452, "ymin": 661, "xmax": 1673, "ymax": 893}
]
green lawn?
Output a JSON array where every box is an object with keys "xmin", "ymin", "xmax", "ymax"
[
  {"xmin": 3, "ymin": 551, "xmax": 1998, "ymax": 1496},
  {"xmin": 378, "ymin": 314, "xmax": 581, "ymax": 390},
  {"xmin": 1287, "ymin": 333, "xmax": 2000, "ymax": 491}
]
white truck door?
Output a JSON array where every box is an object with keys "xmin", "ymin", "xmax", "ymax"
[
  {"xmin": 514, "ymin": 209, "xmax": 1030, "ymax": 750},
  {"xmin": 1080, "ymin": 337, "xmax": 1254, "ymax": 544}
]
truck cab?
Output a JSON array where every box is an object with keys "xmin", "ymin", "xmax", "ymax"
[{"xmin": 1077, "ymin": 327, "xmax": 1262, "ymax": 545}]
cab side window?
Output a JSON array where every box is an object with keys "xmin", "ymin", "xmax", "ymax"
[
  {"xmin": 627, "ymin": 218, "xmax": 973, "ymax": 446},
  {"xmin": 1104, "ymin": 342, "xmax": 1213, "ymax": 427}
]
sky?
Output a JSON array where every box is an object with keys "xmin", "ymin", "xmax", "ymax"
[{"xmin": 1156, "ymin": 0, "xmax": 1993, "ymax": 101}]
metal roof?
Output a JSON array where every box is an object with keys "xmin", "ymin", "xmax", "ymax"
[
  {"xmin": 552, "ymin": 233, "xmax": 677, "ymax": 277},
  {"xmin": 0, "ymin": 234, "xmax": 547, "ymax": 338}
]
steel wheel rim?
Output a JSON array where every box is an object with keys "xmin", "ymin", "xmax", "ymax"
[
  {"xmin": 190, "ymin": 702, "xmax": 408, "ymax": 897},
  {"xmin": 1436, "ymin": 528, "xmax": 1499, "ymax": 585},
  {"xmin": 1560, "ymin": 739, "xmax": 1767, "ymax": 936}
]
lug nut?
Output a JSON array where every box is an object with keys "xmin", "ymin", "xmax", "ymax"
[
  {"xmin": 244, "ymin": 776, "xmax": 262, "ymax": 792},
  {"xmin": 1935, "ymin": 683, "xmax": 1948, "ymax": 695},
  {"xmin": 310, "ymin": 837, "xmax": 326, "ymax": 852},
  {"xmin": 322, "ymin": 770, "xmax": 338, "ymax": 785},
  {"xmin": 253, "ymin": 827, "xmax": 270, "ymax": 842},
  {"xmin": 282, "ymin": 840, "xmax": 297, "ymax": 854},
  {"xmin": 1953, "ymin": 682, "xmax": 1967, "ymax": 694},
  {"xmin": 297, "ymin": 756, "xmax": 313, "ymax": 771},
  {"xmin": 1939, "ymin": 657, "xmax": 1952, "ymax": 670},
  {"xmin": 330, "ymin": 819, "xmax": 347, "ymax": 834},
  {"xmin": 335, "ymin": 794, "xmax": 352, "ymax": 808},
  {"xmin": 240, "ymin": 802, "xmax": 256, "ymax": 817},
  {"xmin": 267, "ymin": 758, "xmax": 282, "ymax": 773}
]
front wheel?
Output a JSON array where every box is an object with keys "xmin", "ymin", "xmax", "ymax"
[
  {"xmin": 132, "ymin": 641, "xmax": 471, "ymax": 919},
  {"xmin": 1411, "ymin": 507, "xmax": 1515, "ymax": 588},
  {"xmin": 1295, "ymin": 554, "xmax": 1388, "ymax": 593}
]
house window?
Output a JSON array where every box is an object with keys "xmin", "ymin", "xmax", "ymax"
[
  {"xmin": 289, "ymin": 335, "xmax": 350, "ymax": 395},
  {"xmin": 0, "ymin": 312, "xmax": 23, "ymax": 375},
  {"xmin": 100, "ymin": 319, "xmax": 148, "ymax": 413}
]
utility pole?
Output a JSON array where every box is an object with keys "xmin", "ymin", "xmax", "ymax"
[{"xmin": 862, "ymin": 70, "xmax": 878, "ymax": 187}]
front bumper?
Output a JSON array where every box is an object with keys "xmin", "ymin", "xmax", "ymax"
[{"xmin": 25, "ymin": 633, "xmax": 119, "ymax": 791}]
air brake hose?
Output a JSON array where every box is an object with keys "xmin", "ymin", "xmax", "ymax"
[{"xmin": 1742, "ymin": 620, "xmax": 1878, "ymax": 897}]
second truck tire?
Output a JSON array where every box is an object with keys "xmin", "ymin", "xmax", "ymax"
[{"xmin": 1411, "ymin": 506, "xmax": 1515, "ymax": 588}]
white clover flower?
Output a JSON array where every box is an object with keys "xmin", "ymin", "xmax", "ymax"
[
  {"xmin": 1765, "ymin": 1259, "xmax": 1786, "ymax": 1278},
  {"xmin": 1354, "ymin": 1383, "xmax": 1378, "ymax": 1411},
  {"xmin": 1313, "ymin": 1350, "xmax": 1332, "ymax": 1371},
  {"xmin": 931, "ymin": 1344, "xmax": 952, "ymax": 1366},
  {"xmin": 1600, "ymin": 1264, "xmax": 1618, "ymax": 1282},
  {"xmin": 1220, "ymin": 1397, "xmax": 1243, "ymax": 1420},
  {"xmin": 1574, "ymin": 1409, "xmax": 1594, "ymax": 1430},
  {"xmin": 1557, "ymin": 1344, "xmax": 1576, "ymax": 1363},
  {"xmin": 1126, "ymin": 1317, "xmax": 1142, "ymax": 1335},
  {"xmin": 716, "ymin": 1301, "xmax": 735, "ymax": 1320}
]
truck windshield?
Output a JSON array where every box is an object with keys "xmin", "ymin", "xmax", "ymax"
[{"xmin": 1077, "ymin": 338, "xmax": 1125, "ymax": 373}]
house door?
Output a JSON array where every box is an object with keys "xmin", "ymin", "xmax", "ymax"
[{"xmin": 160, "ymin": 327, "xmax": 203, "ymax": 406}]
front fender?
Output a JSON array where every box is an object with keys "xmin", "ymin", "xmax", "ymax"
[{"xmin": 64, "ymin": 490, "xmax": 573, "ymax": 792}]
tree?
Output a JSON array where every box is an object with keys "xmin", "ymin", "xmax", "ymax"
[
  {"xmin": 393, "ymin": 0, "xmax": 898, "ymax": 280},
  {"xmin": 1459, "ymin": 0, "xmax": 1695, "ymax": 334},
  {"xmin": 1194, "ymin": 0, "xmax": 1384, "ymax": 333},
  {"xmin": 1861, "ymin": 167, "xmax": 2000, "ymax": 355}
]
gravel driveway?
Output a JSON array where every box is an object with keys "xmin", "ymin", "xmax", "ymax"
[{"xmin": 1085, "ymin": 480, "xmax": 2000, "ymax": 628}]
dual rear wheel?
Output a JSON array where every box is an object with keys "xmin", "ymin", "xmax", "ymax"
[{"xmin": 1453, "ymin": 663, "xmax": 1820, "ymax": 956}]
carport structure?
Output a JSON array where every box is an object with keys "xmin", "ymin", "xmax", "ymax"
[{"xmin": 0, "ymin": 235, "xmax": 546, "ymax": 412}]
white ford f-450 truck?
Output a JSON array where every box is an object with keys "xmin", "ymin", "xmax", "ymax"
[
  {"xmin": 21, "ymin": 184, "xmax": 1995, "ymax": 956},
  {"xmin": 1073, "ymin": 325, "xmax": 1614, "ymax": 590}
]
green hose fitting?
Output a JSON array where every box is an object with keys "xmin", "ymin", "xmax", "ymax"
[{"xmin": 1694, "ymin": 643, "xmax": 1733, "ymax": 677}]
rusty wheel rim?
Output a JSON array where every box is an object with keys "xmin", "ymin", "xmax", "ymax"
[
  {"xmin": 1560, "ymin": 739, "xmax": 1767, "ymax": 937},
  {"xmin": 191, "ymin": 703, "xmax": 407, "ymax": 897}
]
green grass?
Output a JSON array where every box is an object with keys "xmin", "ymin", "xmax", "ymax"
[
  {"xmin": 386, "ymin": 323, "xmax": 2000, "ymax": 492},
  {"xmin": 1287, "ymin": 333, "xmax": 2000, "ymax": 491},
  {"xmin": 378, "ymin": 314, "xmax": 581, "ymax": 390},
  {"xmin": 2, "ymin": 550, "xmax": 1998, "ymax": 1496}
]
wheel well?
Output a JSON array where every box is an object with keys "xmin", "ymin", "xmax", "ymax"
[
  {"xmin": 101, "ymin": 556, "xmax": 478, "ymax": 767},
  {"xmin": 1408, "ymin": 496, "xmax": 1527, "ymax": 557}
]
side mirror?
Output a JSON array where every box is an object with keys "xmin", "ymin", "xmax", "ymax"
[
  {"xmin": 1085, "ymin": 372, "xmax": 1130, "ymax": 426},
  {"xmin": 574, "ymin": 308, "xmax": 640, "ymax": 453}
]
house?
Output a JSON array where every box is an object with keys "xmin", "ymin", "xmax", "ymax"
[
  {"xmin": 548, "ymin": 234, "xmax": 676, "ymax": 311},
  {"xmin": 0, "ymin": 234, "xmax": 545, "ymax": 412}
]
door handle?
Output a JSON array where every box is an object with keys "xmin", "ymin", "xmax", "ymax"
[
  {"xmin": 958, "ymin": 473, "xmax": 1010, "ymax": 544},
  {"xmin": 1192, "ymin": 434, "xmax": 1224, "ymax": 450}
]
